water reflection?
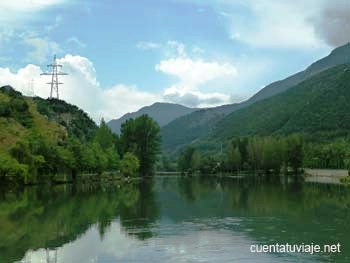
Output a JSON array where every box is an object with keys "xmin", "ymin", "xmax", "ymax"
[{"xmin": 0, "ymin": 176, "xmax": 349, "ymax": 262}]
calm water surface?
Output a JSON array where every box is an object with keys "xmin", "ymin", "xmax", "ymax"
[{"xmin": 0, "ymin": 176, "xmax": 349, "ymax": 263}]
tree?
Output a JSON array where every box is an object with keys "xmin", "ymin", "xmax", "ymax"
[
  {"xmin": 120, "ymin": 115, "xmax": 161, "ymax": 175},
  {"xmin": 198, "ymin": 155, "xmax": 217, "ymax": 174},
  {"xmin": 91, "ymin": 142, "xmax": 108, "ymax": 174},
  {"xmin": 120, "ymin": 152, "xmax": 140, "ymax": 177},
  {"xmin": 177, "ymin": 146, "xmax": 196, "ymax": 174},
  {"xmin": 247, "ymin": 137, "xmax": 264, "ymax": 172},
  {"xmin": 0, "ymin": 152, "xmax": 28, "ymax": 181},
  {"xmin": 227, "ymin": 144, "xmax": 241, "ymax": 172},
  {"xmin": 261, "ymin": 137, "xmax": 283, "ymax": 174},
  {"xmin": 285, "ymin": 134, "xmax": 304, "ymax": 173},
  {"xmin": 94, "ymin": 119, "xmax": 117, "ymax": 149},
  {"xmin": 105, "ymin": 146, "xmax": 120, "ymax": 170}
]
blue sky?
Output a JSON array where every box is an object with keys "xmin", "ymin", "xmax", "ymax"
[{"xmin": 0, "ymin": 0, "xmax": 349, "ymax": 121}]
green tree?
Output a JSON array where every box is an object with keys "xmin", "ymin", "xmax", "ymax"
[
  {"xmin": 198, "ymin": 155, "xmax": 218, "ymax": 174},
  {"xmin": 285, "ymin": 134, "xmax": 304, "ymax": 173},
  {"xmin": 91, "ymin": 142, "xmax": 108, "ymax": 174},
  {"xmin": 177, "ymin": 146, "xmax": 196, "ymax": 174},
  {"xmin": 227, "ymin": 144, "xmax": 241, "ymax": 172},
  {"xmin": 120, "ymin": 152, "xmax": 140, "ymax": 177},
  {"xmin": 0, "ymin": 152, "xmax": 28, "ymax": 180},
  {"xmin": 120, "ymin": 115, "xmax": 161, "ymax": 175},
  {"xmin": 94, "ymin": 119, "xmax": 117, "ymax": 149},
  {"xmin": 247, "ymin": 137, "xmax": 264, "ymax": 172},
  {"xmin": 105, "ymin": 146, "xmax": 120, "ymax": 170}
]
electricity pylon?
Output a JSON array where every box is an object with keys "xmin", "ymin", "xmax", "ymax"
[{"xmin": 40, "ymin": 55, "xmax": 68, "ymax": 99}]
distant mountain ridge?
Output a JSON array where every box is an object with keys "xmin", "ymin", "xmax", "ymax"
[
  {"xmin": 107, "ymin": 102, "xmax": 197, "ymax": 134},
  {"xmin": 161, "ymin": 43, "xmax": 350, "ymax": 154}
]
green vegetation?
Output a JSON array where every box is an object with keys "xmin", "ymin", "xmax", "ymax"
[
  {"xmin": 119, "ymin": 115, "xmax": 161, "ymax": 175},
  {"xmin": 178, "ymin": 135, "xmax": 304, "ymax": 175},
  {"xmin": 120, "ymin": 152, "xmax": 140, "ymax": 177},
  {"xmin": 210, "ymin": 64, "xmax": 350, "ymax": 141},
  {"xmin": 0, "ymin": 86, "xmax": 161, "ymax": 184}
]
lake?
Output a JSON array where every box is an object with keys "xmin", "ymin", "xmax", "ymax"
[{"xmin": 0, "ymin": 175, "xmax": 349, "ymax": 263}]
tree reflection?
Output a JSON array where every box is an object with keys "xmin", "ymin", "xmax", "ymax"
[
  {"xmin": 0, "ymin": 180, "xmax": 160, "ymax": 263},
  {"xmin": 118, "ymin": 178, "xmax": 160, "ymax": 240}
]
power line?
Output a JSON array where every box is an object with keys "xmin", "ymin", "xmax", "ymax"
[{"xmin": 40, "ymin": 55, "xmax": 68, "ymax": 99}]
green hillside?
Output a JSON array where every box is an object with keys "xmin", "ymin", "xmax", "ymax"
[
  {"xmin": 0, "ymin": 86, "xmax": 162, "ymax": 182},
  {"xmin": 161, "ymin": 43, "xmax": 350, "ymax": 154},
  {"xmin": 161, "ymin": 106, "xmax": 231, "ymax": 154},
  {"xmin": 210, "ymin": 64, "xmax": 350, "ymax": 142},
  {"xmin": 0, "ymin": 86, "xmax": 116, "ymax": 183},
  {"xmin": 33, "ymin": 96, "xmax": 97, "ymax": 141}
]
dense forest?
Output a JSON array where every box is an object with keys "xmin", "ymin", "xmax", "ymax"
[{"xmin": 0, "ymin": 86, "xmax": 160, "ymax": 184}]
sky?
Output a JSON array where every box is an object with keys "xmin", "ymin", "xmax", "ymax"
[{"xmin": 0, "ymin": 0, "xmax": 349, "ymax": 122}]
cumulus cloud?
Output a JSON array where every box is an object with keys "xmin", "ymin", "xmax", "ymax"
[
  {"xmin": 155, "ymin": 43, "xmax": 237, "ymax": 107},
  {"xmin": 156, "ymin": 57, "xmax": 237, "ymax": 88},
  {"xmin": 100, "ymin": 85, "xmax": 161, "ymax": 120},
  {"xmin": 0, "ymin": 55, "xmax": 160, "ymax": 122}
]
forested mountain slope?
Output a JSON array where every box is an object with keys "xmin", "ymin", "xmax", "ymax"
[
  {"xmin": 209, "ymin": 64, "xmax": 350, "ymax": 142},
  {"xmin": 161, "ymin": 43, "xmax": 350, "ymax": 154}
]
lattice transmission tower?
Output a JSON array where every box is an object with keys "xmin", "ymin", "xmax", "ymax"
[{"xmin": 40, "ymin": 55, "xmax": 68, "ymax": 99}]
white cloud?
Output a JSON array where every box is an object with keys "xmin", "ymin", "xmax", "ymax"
[
  {"xmin": 156, "ymin": 57, "xmax": 237, "ymax": 89},
  {"xmin": 136, "ymin": 41, "xmax": 161, "ymax": 50},
  {"xmin": 66, "ymin": 37, "xmax": 87, "ymax": 49},
  {"xmin": 224, "ymin": 0, "xmax": 324, "ymax": 49},
  {"xmin": 166, "ymin": 41, "xmax": 187, "ymax": 57},
  {"xmin": 23, "ymin": 34, "xmax": 62, "ymax": 64},
  {"xmin": 0, "ymin": 54, "xmax": 160, "ymax": 122},
  {"xmin": 0, "ymin": 0, "xmax": 63, "ymax": 11},
  {"xmin": 155, "ymin": 43, "xmax": 237, "ymax": 107},
  {"xmin": 100, "ymin": 85, "xmax": 161, "ymax": 120},
  {"xmin": 163, "ymin": 88, "xmax": 231, "ymax": 108}
]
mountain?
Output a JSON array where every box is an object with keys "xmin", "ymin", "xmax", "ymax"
[
  {"xmin": 204, "ymin": 64, "xmax": 350, "ymax": 146},
  {"xmin": 107, "ymin": 102, "xmax": 197, "ymax": 134},
  {"xmin": 161, "ymin": 43, "xmax": 350, "ymax": 154}
]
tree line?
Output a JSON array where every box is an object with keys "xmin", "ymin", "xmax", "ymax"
[
  {"xmin": 1, "ymin": 114, "xmax": 161, "ymax": 183},
  {"xmin": 178, "ymin": 135, "xmax": 307, "ymax": 175}
]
